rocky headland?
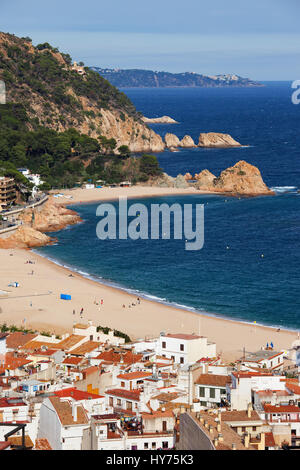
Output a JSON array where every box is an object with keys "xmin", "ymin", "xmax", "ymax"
[
  {"xmin": 0, "ymin": 199, "xmax": 82, "ymax": 249},
  {"xmin": 186, "ymin": 161, "xmax": 274, "ymax": 196},
  {"xmin": 150, "ymin": 160, "xmax": 273, "ymax": 196}
]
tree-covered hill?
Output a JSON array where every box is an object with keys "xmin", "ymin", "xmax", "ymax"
[{"xmin": 0, "ymin": 32, "xmax": 164, "ymax": 153}]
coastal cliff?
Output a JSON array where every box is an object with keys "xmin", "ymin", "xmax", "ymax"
[
  {"xmin": 0, "ymin": 199, "xmax": 82, "ymax": 249},
  {"xmin": 0, "ymin": 32, "xmax": 164, "ymax": 153}
]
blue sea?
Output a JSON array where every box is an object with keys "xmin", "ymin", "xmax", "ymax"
[{"xmin": 36, "ymin": 83, "xmax": 300, "ymax": 330}]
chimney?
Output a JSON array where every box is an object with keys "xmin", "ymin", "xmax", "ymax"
[
  {"xmin": 216, "ymin": 420, "xmax": 221, "ymax": 433},
  {"xmin": 213, "ymin": 438, "xmax": 219, "ymax": 448},
  {"xmin": 204, "ymin": 420, "xmax": 209, "ymax": 429},
  {"xmin": 247, "ymin": 403, "xmax": 252, "ymax": 418},
  {"xmin": 218, "ymin": 411, "xmax": 222, "ymax": 423},
  {"xmin": 209, "ymin": 425, "xmax": 214, "ymax": 435},
  {"xmin": 72, "ymin": 402, "xmax": 78, "ymax": 422},
  {"xmin": 244, "ymin": 433, "xmax": 250, "ymax": 449},
  {"xmin": 218, "ymin": 433, "xmax": 223, "ymax": 442},
  {"xmin": 232, "ymin": 443, "xmax": 237, "ymax": 450}
]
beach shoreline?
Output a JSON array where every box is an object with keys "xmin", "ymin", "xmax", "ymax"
[
  {"xmin": 1, "ymin": 246, "xmax": 298, "ymax": 362},
  {"xmin": 0, "ymin": 185, "xmax": 298, "ymax": 362}
]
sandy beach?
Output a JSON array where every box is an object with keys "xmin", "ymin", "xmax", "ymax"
[
  {"xmin": 0, "ymin": 186, "xmax": 298, "ymax": 362},
  {"xmin": 51, "ymin": 185, "xmax": 202, "ymax": 205}
]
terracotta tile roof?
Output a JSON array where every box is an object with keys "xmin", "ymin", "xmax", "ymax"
[
  {"xmin": 192, "ymin": 411, "xmax": 255, "ymax": 451},
  {"xmin": 49, "ymin": 396, "xmax": 89, "ymax": 426},
  {"xmin": 106, "ymin": 388, "xmax": 141, "ymax": 401},
  {"xmin": 117, "ymin": 371, "xmax": 152, "ymax": 381},
  {"xmin": 97, "ymin": 350, "xmax": 143, "ymax": 364},
  {"xmin": 52, "ymin": 335, "xmax": 86, "ymax": 351},
  {"xmin": 195, "ymin": 374, "xmax": 231, "ymax": 387},
  {"xmin": 70, "ymin": 341, "xmax": 101, "ymax": 355},
  {"xmin": 21, "ymin": 340, "xmax": 56, "ymax": 351},
  {"xmin": 54, "ymin": 387, "xmax": 103, "ymax": 400},
  {"xmin": 286, "ymin": 381, "xmax": 300, "ymax": 395},
  {"xmin": 263, "ymin": 404, "xmax": 300, "ymax": 413},
  {"xmin": 35, "ymin": 438, "xmax": 52, "ymax": 450},
  {"xmin": 221, "ymin": 410, "xmax": 262, "ymax": 423},
  {"xmin": 0, "ymin": 354, "xmax": 32, "ymax": 371},
  {"xmin": 141, "ymin": 410, "xmax": 174, "ymax": 419},
  {"xmin": 62, "ymin": 356, "xmax": 84, "ymax": 366},
  {"xmin": 6, "ymin": 332, "xmax": 38, "ymax": 350},
  {"xmin": 0, "ymin": 397, "xmax": 27, "ymax": 408},
  {"xmin": 152, "ymin": 392, "xmax": 182, "ymax": 402},
  {"xmin": 82, "ymin": 365, "xmax": 99, "ymax": 377},
  {"xmin": 32, "ymin": 349, "xmax": 58, "ymax": 357}
]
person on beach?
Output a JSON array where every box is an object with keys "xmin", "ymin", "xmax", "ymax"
[
  {"xmin": 101, "ymin": 299, "xmax": 103, "ymax": 306},
  {"xmin": 73, "ymin": 309, "xmax": 75, "ymax": 315}
]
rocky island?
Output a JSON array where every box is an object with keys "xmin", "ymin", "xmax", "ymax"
[
  {"xmin": 142, "ymin": 116, "xmax": 178, "ymax": 124},
  {"xmin": 198, "ymin": 132, "xmax": 242, "ymax": 148},
  {"xmin": 162, "ymin": 132, "xmax": 243, "ymax": 149}
]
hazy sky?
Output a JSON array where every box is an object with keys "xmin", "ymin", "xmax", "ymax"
[{"xmin": 1, "ymin": 0, "xmax": 300, "ymax": 80}]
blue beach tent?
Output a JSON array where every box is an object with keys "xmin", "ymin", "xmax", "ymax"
[{"xmin": 60, "ymin": 294, "xmax": 72, "ymax": 301}]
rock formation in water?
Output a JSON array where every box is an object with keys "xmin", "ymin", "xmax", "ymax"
[
  {"xmin": 180, "ymin": 135, "xmax": 196, "ymax": 148},
  {"xmin": 142, "ymin": 116, "xmax": 178, "ymax": 124},
  {"xmin": 164, "ymin": 133, "xmax": 181, "ymax": 148},
  {"xmin": 198, "ymin": 133, "xmax": 242, "ymax": 147},
  {"xmin": 194, "ymin": 161, "xmax": 273, "ymax": 195}
]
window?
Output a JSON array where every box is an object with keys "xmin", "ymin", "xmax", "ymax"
[
  {"xmin": 126, "ymin": 401, "xmax": 132, "ymax": 411},
  {"xmin": 209, "ymin": 388, "xmax": 215, "ymax": 399},
  {"xmin": 200, "ymin": 401, "xmax": 207, "ymax": 407},
  {"xmin": 180, "ymin": 344, "xmax": 184, "ymax": 352},
  {"xmin": 152, "ymin": 442, "xmax": 156, "ymax": 449},
  {"xmin": 144, "ymin": 442, "xmax": 149, "ymax": 449},
  {"xmin": 162, "ymin": 441, "xmax": 169, "ymax": 449},
  {"xmin": 117, "ymin": 399, "xmax": 121, "ymax": 406},
  {"xmin": 109, "ymin": 397, "xmax": 113, "ymax": 406},
  {"xmin": 162, "ymin": 341, "xmax": 166, "ymax": 349},
  {"xmin": 180, "ymin": 357, "xmax": 184, "ymax": 364},
  {"xmin": 220, "ymin": 389, "xmax": 226, "ymax": 395},
  {"xmin": 199, "ymin": 387, "xmax": 205, "ymax": 398},
  {"xmin": 121, "ymin": 381, "xmax": 125, "ymax": 388}
]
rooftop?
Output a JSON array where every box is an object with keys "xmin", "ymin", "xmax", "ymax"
[{"xmin": 195, "ymin": 374, "xmax": 231, "ymax": 387}]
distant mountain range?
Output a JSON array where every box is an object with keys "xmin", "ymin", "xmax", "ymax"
[{"xmin": 92, "ymin": 68, "xmax": 262, "ymax": 88}]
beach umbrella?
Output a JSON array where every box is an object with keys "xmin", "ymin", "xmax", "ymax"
[
  {"xmin": 270, "ymin": 342, "xmax": 274, "ymax": 348},
  {"xmin": 266, "ymin": 342, "xmax": 269, "ymax": 348}
]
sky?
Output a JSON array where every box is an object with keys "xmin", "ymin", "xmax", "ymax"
[{"xmin": 1, "ymin": 0, "xmax": 300, "ymax": 80}]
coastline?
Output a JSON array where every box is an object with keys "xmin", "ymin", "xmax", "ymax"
[
  {"xmin": 0, "ymin": 247, "xmax": 298, "ymax": 363},
  {"xmin": 1, "ymin": 186, "xmax": 297, "ymax": 362}
]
